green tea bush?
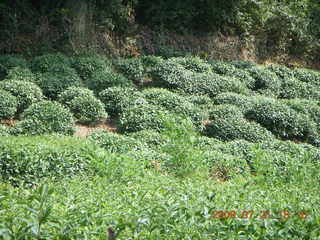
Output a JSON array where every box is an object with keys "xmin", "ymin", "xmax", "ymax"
[
  {"xmin": 30, "ymin": 53, "xmax": 71, "ymax": 73},
  {"xmin": 140, "ymin": 55, "xmax": 164, "ymax": 72},
  {"xmin": 0, "ymin": 124, "xmax": 9, "ymax": 136},
  {"xmin": 0, "ymin": 90, "xmax": 18, "ymax": 119},
  {"xmin": 87, "ymin": 130, "xmax": 142, "ymax": 153},
  {"xmin": 186, "ymin": 94, "xmax": 212, "ymax": 106},
  {"xmin": 168, "ymin": 56, "xmax": 212, "ymax": 73},
  {"xmin": 151, "ymin": 61, "xmax": 194, "ymax": 89},
  {"xmin": 72, "ymin": 55, "xmax": 110, "ymax": 81},
  {"xmin": 127, "ymin": 129, "xmax": 169, "ymax": 148},
  {"xmin": 245, "ymin": 99, "xmax": 316, "ymax": 140},
  {"xmin": 58, "ymin": 87, "xmax": 95, "ymax": 106},
  {"xmin": 99, "ymin": 87, "xmax": 145, "ymax": 116},
  {"xmin": 229, "ymin": 60, "xmax": 256, "ymax": 69},
  {"xmin": 142, "ymin": 88, "xmax": 204, "ymax": 126},
  {"xmin": 213, "ymin": 92, "xmax": 255, "ymax": 113},
  {"xmin": 119, "ymin": 104, "xmax": 171, "ymax": 132},
  {"xmin": 179, "ymin": 73, "xmax": 249, "ymax": 97},
  {"xmin": 208, "ymin": 104, "xmax": 243, "ymax": 120},
  {"xmin": 0, "ymin": 80, "xmax": 44, "ymax": 113},
  {"xmin": 0, "ymin": 135, "xmax": 104, "ymax": 186},
  {"xmin": 229, "ymin": 69, "xmax": 256, "ymax": 89},
  {"xmin": 279, "ymin": 77, "xmax": 320, "ymax": 100},
  {"xmin": 193, "ymin": 136, "xmax": 222, "ymax": 151},
  {"xmin": 209, "ymin": 61, "xmax": 237, "ymax": 75},
  {"xmin": 5, "ymin": 67, "xmax": 36, "ymax": 82},
  {"xmin": 87, "ymin": 69, "xmax": 133, "ymax": 92},
  {"xmin": 205, "ymin": 117, "xmax": 275, "ymax": 142},
  {"xmin": 113, "ymin": 58, "xmax": 145, "ymax": 85},
  {"xmin": 69, "ymin": 95, "xmax": 107, "ymax": 122},
  {"xmin": 0, "ymin": 54, "xmax": 28, "ymax": 80},
  {"xmin": 285, "ymin": 99, "xmax": 320, "ymax": 130},
  {"xmin": 247, "ymin": 67, "xmax": 282, "ymax": 95},
  {"xmin": 12, "ymin": 101, "xmax": 75, "ymax": 136},
  {"xmin": 37, "ymin": 65, "xmax": 82, "ymax": 99},
  {"xmin": 293, "ymin": 68, "xmax": 320, "ymax": 86},
  {"xmin": 267, "ymin": 65, "xmax": 295, "ymax": 79}
]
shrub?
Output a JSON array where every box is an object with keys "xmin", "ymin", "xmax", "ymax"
[
  {"xmin": 119, "ymin": 104, "xmax": 171, "ymax": 132},
  {"xmin": 0, "ymin": 55, "xmax": 28, "ymax": 80},
  {"xmin": 69, "ymin": 95, "xmax": 107, "ymax": 122},
  {"xmin": 213, "ymin": 92, "xmax": 255, "ymax": 113},
  {"xmin": 228, "ymin": 69, "xmax": 256, "ymax": 89},
  {"xmin": 99, "ymin": 87, "xmax": 145, "ymax": 116},
  {"xmin": 127, "ymin": 129, "xmax": 169, "ymax": 148},
  {"xmin": 12, "ymin": 101, "xmax": 75, "ymax": 136},
  {"xmin": 37, "ymin": 65, "xmax": 82, "ymax": 99},
  {"xmin": 178, "ymin": 73, "xmax": 249, "ymax": 97},
  {"xmin": 0, "ymin": 135, "xmax": 103, "ymax": 186},
  {"xmin": 0, "ymin": 90, "xmax": 18, "ymax": 119},
  {"xmin": 229, "ymin": 60, "xmax": 256, "ymax": 69},
  {"xmin": 186, "ymin": 94, "xmax": 212, "ymax": 106},
  {"xmin": 30, "ymin": 53, "xmax": 71, "ymax": 72},
  {"xmin": 168, "ymin": 56, "xmax": 212, "ymax": 73},
  {"xmin": 279, "ymin": 77, "xmax": 320, "ymax": 100},
  {"xmin": 58, "ymin": 87, "xmax": 95, "ymax": 106},
  {"xmin": 193, "ymin": 136, "xmax": 222, "ymax": 151},
  {"xmin": 247, "ymin": 67, "xmax": 282, "ymax": 95},
  {"xmin": 87, "ymin": 69, "xmax": 133, "ymax": 92},
  {"xmin": 0, "ymin": 80, "xmax": 44, "ymax": 113},
  {"xmin": 140, "ymin": 55, "xmax": 164, "ymax": 72},
  {"xmin": 293, "ymin": 68, "xmax": 320, "ymax": 86},
  {"xmin": 284, "ymin": 99, "xmax": 320, "ymax": 130},
  {"xmin": 113, "ymin": 58, "xmax": 145, "ymax": 85},
  {"xmin": 72, "ymin": 55, "xmax": 110, "ymax": 81},
  {"xmin": 5, "ymin": 67, "xmax": 36, "ymax": 82},
  {"xmin": 0, "ymin": 124, "xmax": 9, "ymax": 136},
  {"xmin": 142, "ymin": 88, "xmax": 204, "ymax": 126},
  {"xmin": 245, "ymin": 99, "xmax": 316, "ymax": 140},
  {"xmin": 151, "ymin": 61, "xmax": 194, "ymax": 89},
  {"xmin": 208, "ymin": 104, "xmax": 244, "ymax": 120},
  {"xmin": 267, "ymin": 65, "xmax": 295, "ymax": 79},
  {"xmin": 208, "ymin": 60, "xmax": 237, "ymax": 75},
  {"xmin": 204, "ymin": 118, "xmax": 275, "ymax": 143},
  {"xmin": 88, "ymin": 130, "xmax": 142, "ymax": 153}
]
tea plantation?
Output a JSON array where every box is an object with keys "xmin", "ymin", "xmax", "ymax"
[{"xmin": 0, "ymin": 54, "xmax": 320, "ymax": 239}]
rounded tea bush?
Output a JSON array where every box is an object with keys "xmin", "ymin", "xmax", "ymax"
[
  {"xmin": 205, "ymin": 118, "xmax": 275, "ymax": 143},
  {"xmin": 247, "ymin": 67, "xmax": 282, "ymax": 95},
  {"xmin": 12, "ymin": 101, "xmax": 75, "ymax": 135},
  {"xmin": 267, "ymin": 65, "xmax": 295, "ymax": 79},
  {"xmin": 245, "ymin": 99, "xmax": 316, "ymax": 140},
  {"xmin": 87, "ymin": 69, "xmax": 133, "ymax": 92},
  {"xmin": 0, "ymin": 54, "xmax": 28, "ymax": 80},
  {"xmin": 127, "ymin": 129, "xmax": 168, "ymax": 148},
  {"xmin": 178, "ymin": 72, "xmax": 249, "ymax": 97},
  {"xmin": 293, "ymin": 68, "xmax": 320, "ymax": 86},
  {"xmin": 113, "ymin": 58, "xmax": 145, "ymax": 85},
  {"xmin": 37, "ymin": 65, "xmax": 82, "ymax": 99},
  {"xmin": 142, "ymin": 88, "xmax": 204, "ymax": 126},
  {"xmin": 5, "ymin": 67, "xmax": 36, "ymax": 82},
  {"xmin": 208, "ymin": 104, "xmax": 244, "ymax": 120},
  {"xmin": 209, "ymin": 61, "xmax": 237, "ymax": 75},
  {"xmin": 213, "ymin": 92, "xmax": 255, "ymax": 113},
  {"xmin": 168, "ymin": 56, "xmax": 212, "ymax": 73},
  {"xmin": 30, "ymin": 53, "xmax": 72, "ymax": 73},
  {"xmin": 99, "ymin": 87, "xmax": 145, "ymax": 116},
  {"xmin": 0, "ymin": 80, "xmax": 44, "ymax": 113},
  {"xmin": 140, "ymin": 55, "xmax": 164, "ymax": 72},
  {"xmin": 72, "ymin": 55, "xmax": 110, "ymax": 81},
  {"xmin": 119, "ymin": 104, "xmax": 170, "ymax": 133},
  {"xmin": 0, "ymin": 124, "xmax": 9, "ymax": 136},
  {"xmin": 229, "ymin": 60, "xmax": 256, "ymax": 69},
  {"xmin": 279, "ymin": 77, "xmax": 320, "ymax": 100},
  {"xmin": 58, "ymin": 87, "xmax": 95, "ymax": 106},
  {"xmin": 0, "ymin": 90, "xmax": 18, "ymax": 119},
  {"xmin": 88, "ymin": 130, "xmax": 141, "ymax": 153},
  {"xmin": 69, "ymin": 95, "xmax": 107, "ymax": 122}
]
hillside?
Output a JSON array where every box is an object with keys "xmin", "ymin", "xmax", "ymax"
[{"xmin": 0, "ymin": 53, "xmax": 320, "ymax": 239}]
